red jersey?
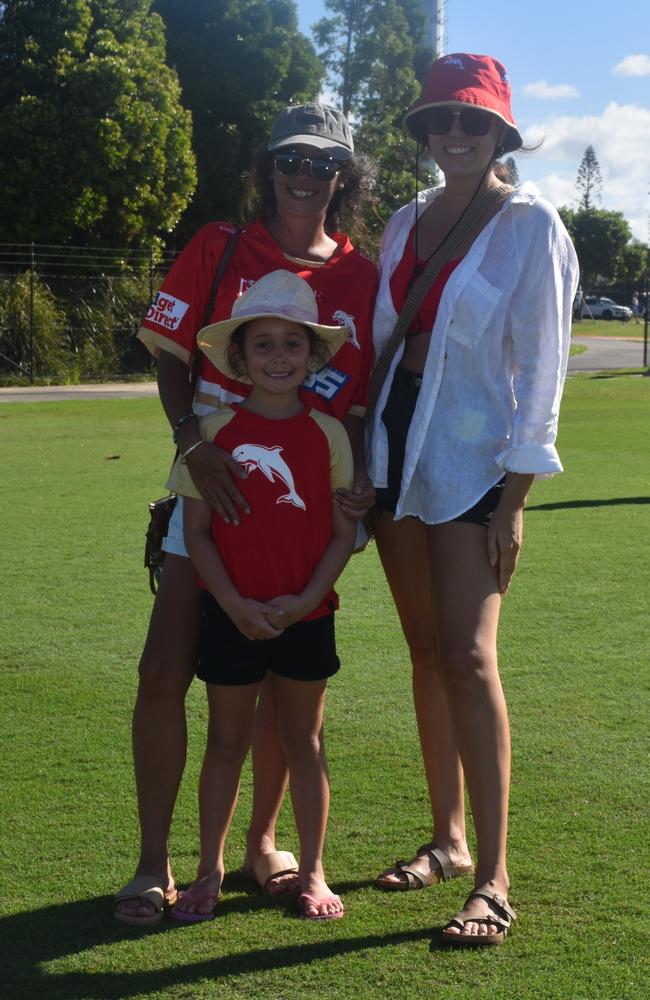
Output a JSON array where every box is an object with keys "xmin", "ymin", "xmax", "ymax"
[
  {"xmin": 168, "ymin": 405, "xmax": 354, "ymax": 621},
  {"xmin": 138, "ymin": 219, "xmax": 378, "ymax": 421}
]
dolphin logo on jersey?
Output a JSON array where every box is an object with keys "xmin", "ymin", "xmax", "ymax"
[
  {"xmin": 443, "ymin": 55, "xmax": 465, "ymax": 70},
  {"xmin": 333, "ymin": 309, "xmax": 360, "ymax": 350},
  {"xmin": 232, "ymin": 444, "xmax": 306, "ymax": 510}
]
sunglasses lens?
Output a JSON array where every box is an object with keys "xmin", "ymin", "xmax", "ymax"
[
  {"xmin": 459, "ymin": 109, "xmax": 493, "ymax": 136},
  {"xmin": 273, "ymin": 151, "xmax": 341, "ymax": 182},
  {"xmin": 310, "ymin": 159, "xmax": 340, "ymax": 182},
  {"xmin": 422, "ymin": 109, "xmax": 453, "ymax": 135},
  {"xmin": 421, "ymin": 108, "xmax": 494, "ymax": 137},
  {"xmin": 274, "ymin": 152, "xmax": 301, "ymax": 176}
]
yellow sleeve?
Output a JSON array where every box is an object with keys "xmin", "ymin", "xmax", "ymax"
[
  {"xmin": 310, "ymin": 411, "xmax": 354, "ymax": 492},
  {"xmin": 166, "ymin": 410, "xmax": 234, "ymax": 497}
]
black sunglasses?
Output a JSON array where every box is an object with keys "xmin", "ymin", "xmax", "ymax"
[
  {"xmin": 273, "ymin": 150, "xmax": 343, "ymax": 183},
  {"xmin": 420, "ymin": 107, "xmax": 495, "ymax": 137}
]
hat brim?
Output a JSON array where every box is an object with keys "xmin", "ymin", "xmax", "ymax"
[
  {"xmin": 197, "ymin": 312, "xmax": 351, "ymax": 384},
  {"xmin": 403, "ymin": 100, "xmax": 522, "ymax": 154},
  {"xmin": 267, "ymin": 133, "xmax": 353, "ymax": 161}
]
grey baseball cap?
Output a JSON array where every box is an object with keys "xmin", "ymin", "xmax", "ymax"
[{"xmin": 268, "ymin": 103, "xmax": 354, "ymax": 160}]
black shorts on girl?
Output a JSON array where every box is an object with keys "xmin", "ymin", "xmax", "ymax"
[
  {"xmin": 374, "ymin": 366, "xmax": 505, "ymax": 526},
  {"xmin": 197, "ymin": 591, "xmax": 340, "ymax": 686}
]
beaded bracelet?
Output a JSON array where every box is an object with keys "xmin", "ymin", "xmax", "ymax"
[
  {"xmin": 172, "ymin": 412, "xmax": 197, "ymax": 444},
  {"xmin": 180, "ymin": 439, "xmax": 207, "ymax": 464}
]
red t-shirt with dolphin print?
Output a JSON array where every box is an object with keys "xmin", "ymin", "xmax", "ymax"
[{"xmin": 168, "ymin": 404, "xmax": 354, "ymax": 622}]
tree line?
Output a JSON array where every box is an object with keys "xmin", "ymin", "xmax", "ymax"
[
  {"xmin": 559, "ymin": 145, "xmax": 647, "ymax": 294},
  {"xmin": 0, "ymin": 0, "xmax": 434, "ymax": 379},
  {"xmin": 0, "ymin": 2, "xmax": 646, "ymax": 381}
]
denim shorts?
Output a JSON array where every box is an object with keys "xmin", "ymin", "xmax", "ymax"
[{"xmin": 374, "ymin": 367, "xmax": 504, "ymax": 526}]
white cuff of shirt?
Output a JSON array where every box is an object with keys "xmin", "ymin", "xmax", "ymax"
[{"xmin": 495, "ymin": 442, "xmax": 564, "ymax": 479}]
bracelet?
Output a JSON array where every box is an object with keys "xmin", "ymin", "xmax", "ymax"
[
  {"xmin": 180, "ymin": 439, "xmax": 207, "ymax": 464},
  {"xmin": 172, "ymin": 412, "xmax": 197, "ymax": 444}
]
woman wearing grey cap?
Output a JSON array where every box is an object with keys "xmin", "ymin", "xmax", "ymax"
[{"xmin": 114, "ymin": 103, "xmax": 378, "ymax": 925}]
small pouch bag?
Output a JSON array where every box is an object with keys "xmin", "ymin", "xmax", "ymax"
[{"xmin": 144, "ymin": 494, "xmax": 178, "ymax": 594}]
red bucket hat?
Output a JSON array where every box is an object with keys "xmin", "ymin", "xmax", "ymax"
[{"xmin": 403, "ymin": 53, "xmax": 522, "ymax": 154}]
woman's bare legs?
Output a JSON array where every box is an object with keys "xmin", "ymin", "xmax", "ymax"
[
  {"xmin": 427, "ymin": 521, "xmax": 510, "ymax": 938},
  {"xmin": 371, "ymin": 512, "xmax": 471, "ymax": 882},
  {"xmin": 174, "ymin": 681, "xmax": 260, "ymax": 917},
  {"xmin": 114, "ymin": 554, "xmax": 200, "ymax": 920},
  {"xmin": 272, "ymin": 675, "xmax": 342, "ymax": 917}
]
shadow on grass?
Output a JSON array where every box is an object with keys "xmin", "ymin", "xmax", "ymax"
[
  {"xmin": 527, "ymin": 496, "xmax": 650, "ymax": 512},
  {"xmin": 1, "ymin": 892, "xmax": 434, "ymax": 999}
]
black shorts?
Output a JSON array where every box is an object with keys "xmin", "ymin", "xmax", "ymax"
[
  {"xmin": 197, "ymin": 591, "xmax": 340, "ymax": 686},
  {"xmin": 374, "ymin": 366, "xmax": 505, "ymax": 527}
]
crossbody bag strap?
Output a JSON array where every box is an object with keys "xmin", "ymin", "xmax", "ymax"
[
  {"xmin": 169, "ymin": 224, "xmax": 243, "ymax": 471},
  {"xmin": 189, "ymin": 223, "xmax": 243, "ymax": 389},
  {"xmin": 365, "ymin": 183, "xmax": 512, "ymax": 423}
]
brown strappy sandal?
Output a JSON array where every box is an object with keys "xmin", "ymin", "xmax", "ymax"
[
  {"xmin": 442, "ymin": 886, "xmax": 517, "ymax": 946},
  {"xmin": 376, "ymin": 843, "xmax": 474, "ymax": 891}
]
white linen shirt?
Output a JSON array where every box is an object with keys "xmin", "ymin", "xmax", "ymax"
[{"xmin": 366, "ymin": 182, "xmax": 579, "ymax": 524}]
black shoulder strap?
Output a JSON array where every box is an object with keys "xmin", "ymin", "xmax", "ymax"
[{"xmin": 190, "ymin": 224, "xmax": 243, "ymax": 388}]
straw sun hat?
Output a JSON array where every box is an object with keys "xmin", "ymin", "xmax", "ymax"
[{"xmin": 197, "ymin": 270, "xmax": 350, "ymax": 383}]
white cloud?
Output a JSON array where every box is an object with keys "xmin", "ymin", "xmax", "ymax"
[
  {"xmin": 517, "ymin": 102, "xmax": 650, "ymax": 241},
  {"xmin": 523, "ymin": 80, "xmax": 580, "ymax": 99},
  {"xmin": 612, "ymin": 54, "xmax": 650, "ymax": 77}
]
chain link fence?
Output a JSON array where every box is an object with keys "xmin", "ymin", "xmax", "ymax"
[{"xmin": 0, "ymin": 242, "xmax": 178, "ymax": 383}]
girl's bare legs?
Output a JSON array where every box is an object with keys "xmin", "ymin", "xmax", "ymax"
[
  {"xmin": 244, "ymin": 680, "xmax": 300, "ymax": 893},
  {"xmin": 272, "ymin": 674, "xmax": 342, "ymax": 917},
  {"xmin": 427, "ymin": 521, "xmax": 510, "ymax": 938},
  {"xmin": 115, "ymin": 554, "xmax": 200, "ymax": 920},
  {"xmin": 370, "ymin": 513, "xmax": 472, "ymax": 880},
  {"xmin": 175, "ymin": 681, "xmax": 261, "ymax": 917}
]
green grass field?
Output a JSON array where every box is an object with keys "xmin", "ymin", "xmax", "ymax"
[
  {"xmin": 572, "ymin": 318, "xmax": 646, "ymax": 338},
  {"xmin": 2, "ymin": 375, "xmax": 649, "ymax": 999}
]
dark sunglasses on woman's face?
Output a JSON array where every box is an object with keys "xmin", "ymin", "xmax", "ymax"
[
  {"xmin": 273, "ymin": 149, "xmax": 342, "ymax": 183},
  {"xmin": 421, "ymin": 107, "xmax": 495, "ymax": 137}
]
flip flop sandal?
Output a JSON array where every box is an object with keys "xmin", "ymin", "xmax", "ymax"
[
  {"xmin": 442, "ymin": 887, "xmax": 517, "ymax": 947},
  {"xmin": 113, "ymin": 875, "xmax": 178, "ymax": 927},
  {"xmin": 171, "ymin": 886, "xmax": 220, "ymax": 924},
  {"xmin": 242, "ymin": 850, "xmax": 300, "ymax": 895},
  {"xmin": 298, "ymin": 892, "xmax": 345, "ymax": 921},
  {"xmin": 376, "ymin": 844, "xmax": 474, "ymax": 891}
]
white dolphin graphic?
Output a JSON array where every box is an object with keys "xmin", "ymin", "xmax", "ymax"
[
  {"xmin": 443, "ymin": 55, "xmax": 465, "ymax": 70},
  {"xmin": 333, "ymin": 309, "xmax": 359, "ymax": 350},
  {"xmin": 232, "ymin": 443, "xmax": 306, "ymax": 510}
]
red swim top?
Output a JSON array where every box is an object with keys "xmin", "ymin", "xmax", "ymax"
[{"xmin": 390, "ymin": 227, "xmax": 462, "ymax": 336}]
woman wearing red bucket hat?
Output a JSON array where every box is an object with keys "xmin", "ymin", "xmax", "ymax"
[{"xmin": 366, "ymin": 54, "xmax": 578, "ymax": 945}]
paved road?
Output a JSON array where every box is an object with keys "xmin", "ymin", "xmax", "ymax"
[
  {"xmin": 0, "ymin": 381, "xmax": 158, "ymax": 403},
  {"xmin": 0, "ymin": 336, "xmax": 646, "ymax": 402},
  {"xmin": 568, "ymin": 335, "xmax": 645, "ymax": 373}
]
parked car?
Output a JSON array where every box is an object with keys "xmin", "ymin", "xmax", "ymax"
[{"xmin": 582, "ymin": 296, "xmax": 633, "ymax": 320}]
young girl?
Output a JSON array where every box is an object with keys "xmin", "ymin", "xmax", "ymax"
[{"xmin": 167, "ymin": 270, "xmax": 356, "ymax": 922}]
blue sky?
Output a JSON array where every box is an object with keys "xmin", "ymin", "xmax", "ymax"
[{"xmin": 295, "ymin": 0, "xmax": 650, "ymax": 241}]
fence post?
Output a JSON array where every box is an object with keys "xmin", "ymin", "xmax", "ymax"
[
  {"xmin": 643, "ymin": 268, "xmax": 650, "ymax": 375},
  {"xmin": 29, "ymin": 241, "xmax": 35, "ymax": 383}
]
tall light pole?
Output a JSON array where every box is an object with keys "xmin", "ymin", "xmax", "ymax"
[{"xmin": 422, "ymin": 0, "xmax": 446, "ymax": 57}]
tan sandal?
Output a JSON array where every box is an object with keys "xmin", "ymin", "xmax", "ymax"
[
  {"xmin": 242, "ymin": 850, "xmax": 299, "ymax": 895},
  {"xmin": 377, "ymin": 843, "xmax": 474, "ymax": 891},
  {"xmin": 113, "ymin": 875, "xmax": 177, "ymax": 927},
  {"xmin": 442, "ymin": 887, "xmax": 517, "ymax": 946}
]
